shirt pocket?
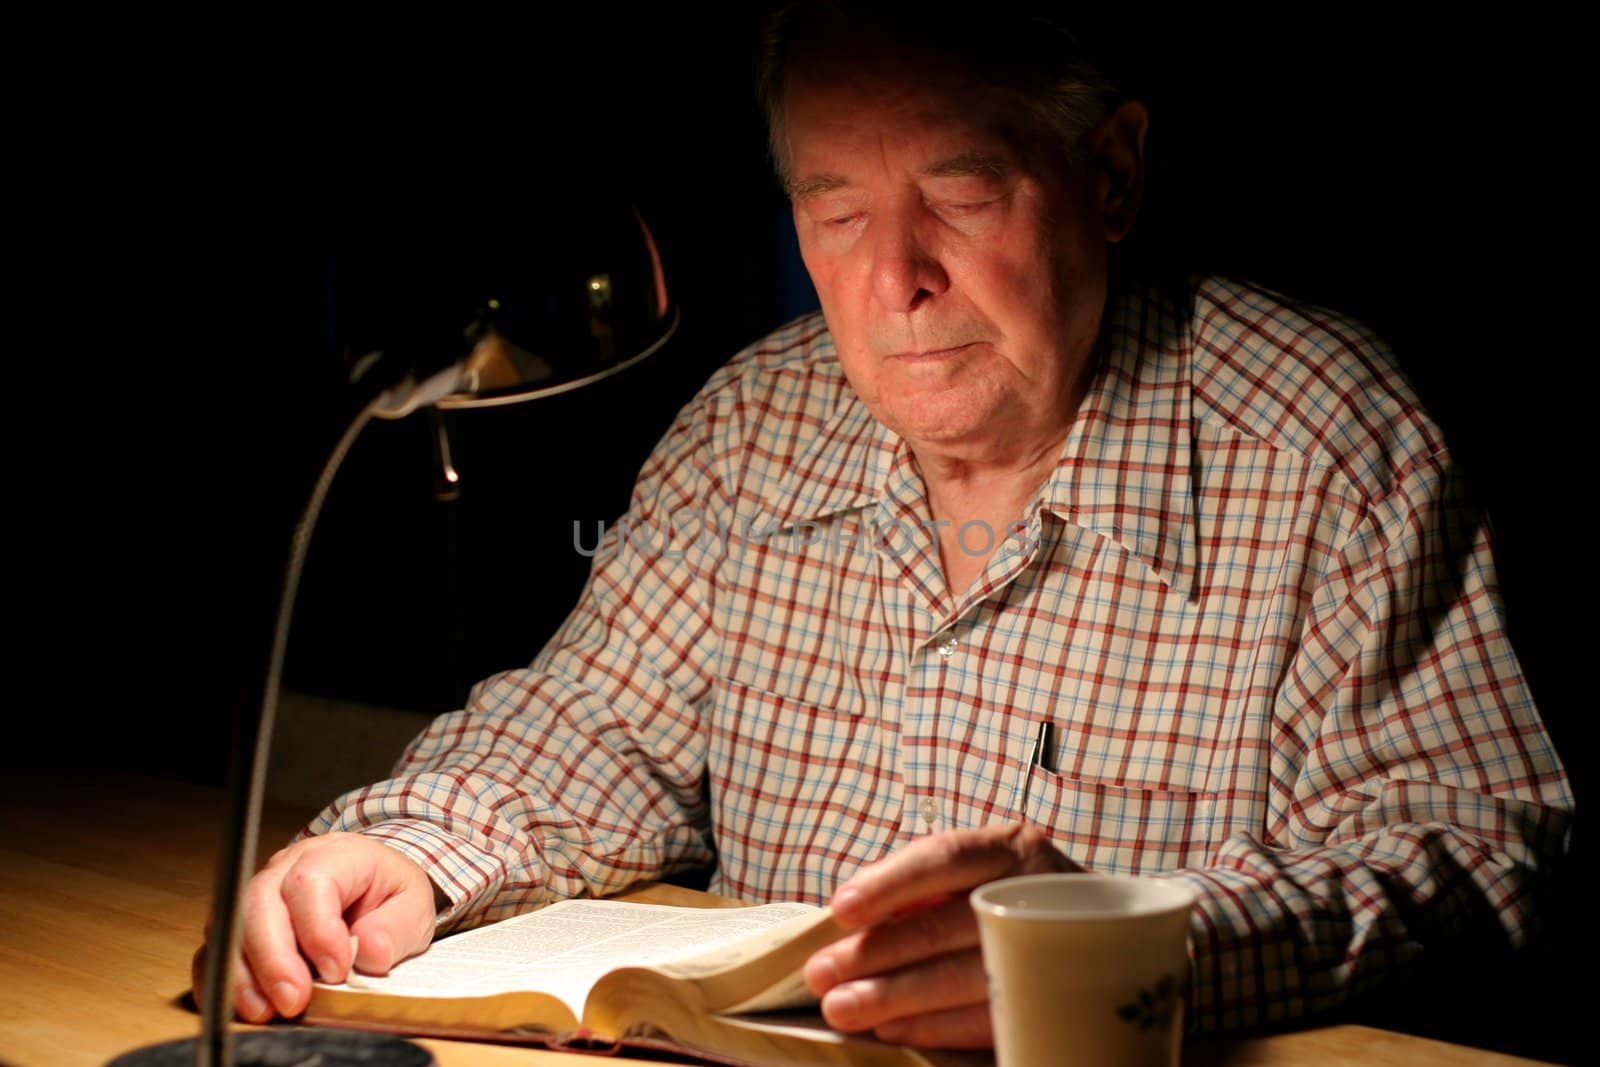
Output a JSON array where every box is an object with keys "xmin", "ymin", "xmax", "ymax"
[
  {"xmin": 1024, "ymin": 767, "xmax": 1217, "ymax": 874},
  {"xmin": 704, "ymin": 678, "xmax": 895, "ymax": 901}
]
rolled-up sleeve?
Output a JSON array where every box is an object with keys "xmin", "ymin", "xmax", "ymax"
[{"xmin": 296, "ymin": 375, "xmax": 744, "ymax": 934}]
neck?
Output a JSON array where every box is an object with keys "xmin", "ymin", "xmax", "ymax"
[
  {"xmin": 915, "ymin": 430, "xmax": 1067, "ymax": 527},
  {"xmin": 909, "ymin": 432, "xmax": 1066, "ymax": 607},
  {"xmin": 905, "ymin": 352, "xmax": 1098, "ymax": 603},
  {"xmin": 911, "ymin": 344, "xmax": 1096, "ymax": 524}
]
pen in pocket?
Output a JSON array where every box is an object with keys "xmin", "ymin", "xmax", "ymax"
[{"xmin": 1010, "ymin": 719, "xmax": 1052, "ymax": 822}]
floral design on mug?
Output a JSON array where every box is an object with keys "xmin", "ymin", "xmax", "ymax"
[{"xmin": 1116, "ymin": 973, "xmax": 1180, "ymax": 1032}]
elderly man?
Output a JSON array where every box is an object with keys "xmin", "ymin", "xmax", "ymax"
[{"xmin": 201, "ymin": 3, "xmax": 1571, "ymax": 1049}]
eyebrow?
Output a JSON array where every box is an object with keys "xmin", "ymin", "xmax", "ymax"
[
  {"xmin": 921, "ymin": 150, "xmax": 1011, "ymax": 181},
  {"xmin": 789, "ymin": 173, "xmax": 849, "ymax": 201},
  {"xmin": 788, "ymin": 151, "xmax": 1012, "ymax": 201}
]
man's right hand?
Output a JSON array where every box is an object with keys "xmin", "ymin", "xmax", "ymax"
[{"xmin": 190, "ymin": 832, "xmax": 441, "ymax": 1022}]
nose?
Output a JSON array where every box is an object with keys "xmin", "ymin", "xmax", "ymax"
[{"xmin": 869, "ymin": 209, "xmax": 949, "ymax": 313}]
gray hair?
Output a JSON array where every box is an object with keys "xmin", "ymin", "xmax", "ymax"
[{"xmin": 756, "ymin": 2, "xmax": 1124, "ymax": 192}]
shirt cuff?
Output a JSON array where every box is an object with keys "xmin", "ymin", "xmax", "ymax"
[{"xmin": 353, "ymin": 818, "xmax": 510, "ymax": 934}]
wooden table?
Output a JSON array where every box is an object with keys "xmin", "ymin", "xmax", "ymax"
[{"xmin": 0, "ymin": 771, "xmax": 1549, "ymax": 1066}]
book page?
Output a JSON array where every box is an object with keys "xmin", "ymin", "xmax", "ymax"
[
  {"xmin": 649, "ymin": 906, "xmax": 844, "ymax": 1013},
  {"xmin": 655, "ymin": 906, "xmax": 836, "ymax": 980},
  {"xmin": 321, "ymin": 898, "xmax": 818, "ymax": 1020}
]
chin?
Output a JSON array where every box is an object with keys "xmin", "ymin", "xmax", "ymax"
[
  {"xmin": 889, "ymin": 409, "xmax": 998, "ymax": 449},
  {"xmin": 881, "ymin": 388, "xmax": 1004, "ymax": 443}
]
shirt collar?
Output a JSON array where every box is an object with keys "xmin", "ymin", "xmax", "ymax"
[
  {"xmin": 759, "ymin": 330, "xmax": 897, "ymax": 529},
  {"xmin": 1034, "ymin": 280, "xmax": 1196, "ymax": 599},
  {"xmin": 758, "ymin": 282, "xmax": 1196, "ymax": 599}
]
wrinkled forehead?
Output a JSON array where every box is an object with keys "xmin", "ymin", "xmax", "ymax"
[{"xmin": 781, "ymin": 46, "xmax": 1051, "ymax": 174}]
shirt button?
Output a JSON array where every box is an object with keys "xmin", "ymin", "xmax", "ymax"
[
  {"xmin": 919, "ymin": 797, "xmax": 939, "ymax": 826},
  {"xmin": 935, "ymin": 630, "xmax": 958, "ymax": 657}
]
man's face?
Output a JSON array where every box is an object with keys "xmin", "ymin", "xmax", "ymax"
[{"xmin": 784, "ymin": 57, "xmax": 1114, "ymax": 457}]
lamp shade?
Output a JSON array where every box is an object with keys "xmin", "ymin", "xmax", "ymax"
[{"xmin": 328, "ymin": 190, "xmax": 676, "ymax": 413}]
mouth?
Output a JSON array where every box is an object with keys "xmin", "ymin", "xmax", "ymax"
[{"xmin": 890, "ymin": 342, "xmax": 977, "ymax": 363}]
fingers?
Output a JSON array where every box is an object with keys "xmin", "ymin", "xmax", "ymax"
[
  {"xmin": 240, "ymin": 861, "xmax": 316, "ymax": 1018},
  {"xmin": 804, "ymin": 896, "xmax": 985, "ymax": 1043},
  {"xmin": 818, "ymin": 947, "xmax": 990, "ymax": 1040},
  {"xmin": 347, "ymin": 886, "xmax": 436, "ymax": 975},
  {"xmin": 832, "ymin": 823, "xmax": 1074, "ymax": 929},
  {"xmin": 873, "ymin": 1003, "xmax": 994, "ymax": 1049},
  {"xmin": 190, "ymin": 936, "xmax": 276, "ymax": 1023},
  {"xmin": 280, "ymin": 846, "xmax": 365, "ymax": 983},
  {"xmin": 234, "ymin": 952, "xmax": 276, "ymax": 1023},
  {"xmin": 805, "ymin": 893, "xmax": 977, "ymax": 995},
  {"xmin": 192, "ymin": 832, "xmax": 439, "ymax": 1024},
  {"xmin": 808, "ymin": 824, "xmax": 1082, "ymax": 1050},
  {"xmin": 282, "ymin": 835, "xmax": 438, "ymax": 979}
]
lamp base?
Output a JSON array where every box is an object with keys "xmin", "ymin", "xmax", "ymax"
[{"xmin": 107, "ymin": 1028, "xmax": 435, "ymax": 1066}]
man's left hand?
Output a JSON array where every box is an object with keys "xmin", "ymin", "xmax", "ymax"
[{"xmin": 803, "ymin": 822, "xmax": 1082, "ymax": 1048}]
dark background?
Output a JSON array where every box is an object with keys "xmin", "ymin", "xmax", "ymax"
[{"xmin": 16, "ymin": 7, "xmax": 1585, "ymax": 1062}]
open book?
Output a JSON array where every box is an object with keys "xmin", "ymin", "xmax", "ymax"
[{"xmin": 305, "ymin": 898, "xmax": 984, "ymax": 1066}]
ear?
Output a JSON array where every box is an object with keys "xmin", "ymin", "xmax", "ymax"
[{"xmin": 1088, "ymin": 100, "xmax": 1150, "ymax": 244}]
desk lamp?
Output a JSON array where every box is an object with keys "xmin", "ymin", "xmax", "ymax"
[{"xmin": 110, "ymin": 198, "xmax": 677, "ymax": 1067}]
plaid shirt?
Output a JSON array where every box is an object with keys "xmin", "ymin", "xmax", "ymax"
[{"xmin": 304, "ymin": 274, "xmax": 1571, "ymax": 1033}]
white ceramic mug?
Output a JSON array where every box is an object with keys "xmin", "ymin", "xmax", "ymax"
[{"xmin": 971, "ymin": 873, "xmax": 1196, "ymax": 1067}]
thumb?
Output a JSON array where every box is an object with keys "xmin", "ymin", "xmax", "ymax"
[{"xmin": 348, "ymin": 892, "xmax": 435, "ymax": 976}]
